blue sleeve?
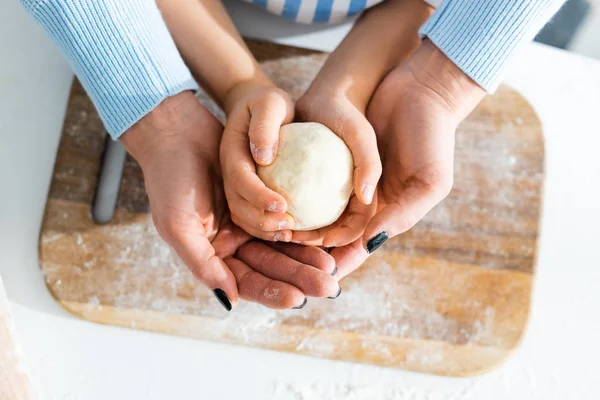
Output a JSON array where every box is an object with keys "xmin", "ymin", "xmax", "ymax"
[
  {"xmin": 20, "ymin": 0, "xmax": 199, "ymax": 139},
  {"xmin": 419, "ymin": 0, "xmax": 566, "ymax": 92}
]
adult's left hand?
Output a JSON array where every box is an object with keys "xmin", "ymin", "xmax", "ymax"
[{"xmin": 330, "ymin": 39, "xmax": 486, "ymax": 279}]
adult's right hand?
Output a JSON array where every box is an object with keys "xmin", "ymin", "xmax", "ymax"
[{"xmin": 120, "ymin": 92, "xmax": 339, "ymax": 311}]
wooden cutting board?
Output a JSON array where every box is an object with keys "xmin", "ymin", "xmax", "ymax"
[
  {"xmin": 0, "ymin": 278, "xmax": 34, "ymax": 399},
  {"xmin": 39, "ymin": 41, "xmax": 544, "ymax": 377}
]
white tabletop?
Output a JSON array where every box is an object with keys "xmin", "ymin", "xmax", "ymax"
[{"xmin": 1, "ymin": 1, "xmax": 600, "ymax": 399}]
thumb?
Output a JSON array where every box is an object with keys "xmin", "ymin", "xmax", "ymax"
[
  {"xmin": 248, "ymin": 90, "xmax": 294, "ymax": 166},
  {"xmin": 363, "ymin": 180, "xmax": 451, "ymax": 254}
]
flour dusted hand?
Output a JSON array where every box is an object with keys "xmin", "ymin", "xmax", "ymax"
[{"xmin": 257, "ymin": 123, "xmax": 353, "ymax": 231}]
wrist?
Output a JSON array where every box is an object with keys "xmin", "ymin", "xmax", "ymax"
[
  {"xmin": 222, "ymin": 76, "xmax": 276, "ymax": 115},
  {"xmin": 301, "ymin": 77, "xmax": 370, "ymax": 115},
  {"xmin": 120, "ymin": 91, "xmax": 207, "ymax": 167},
  {"xmin": 406, "ymin": 39, "xmax": 486, "ymax": 119}
]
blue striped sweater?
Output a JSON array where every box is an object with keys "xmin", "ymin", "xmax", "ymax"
[{"xmin": 20, "ymin": 0, "xmax": 565, "ymax": 139}]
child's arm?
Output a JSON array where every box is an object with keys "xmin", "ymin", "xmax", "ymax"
[
  {"xmin": 157, "ymin": 0, "xmax": 297, "ymax": 242},
  {"xmin": 293, "ymin": 0, "xmax": 434, "ymax": 247}
]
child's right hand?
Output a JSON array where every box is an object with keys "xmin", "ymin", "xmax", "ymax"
[{"xmin": 220, "ymin": 82, "xmax": 297, "ymax": 242}]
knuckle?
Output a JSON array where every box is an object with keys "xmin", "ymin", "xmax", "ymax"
[
  {"xmin": 401, "ymin": 211, "xmax": 419, "ymax": 232},
  {"xmin": 314, "ymin": 277, "xmax": 338, "ymax": 298},
  {"xmin": 311, "ymin": 250, "xmax": 336, "ymax": 271},
  {"xmin": 320, "ymin": 254, "xmax": 337, "ymax": 272},
  {"xmin": 261, "ymin": 89, "xmax": 286, "ymax": 106},
  {"xmin": 190, "ymin": 263, "xmax": 210, "ymax": 282},
  {"xmin": 249, "ymin": 121, "xmax": 270, "ymax": 139},
  {"xmin": 237, "ymin": 268, "xmax": 258, "ymax": 290},
  {"xmin": 156, "ymin": 218, "xmax": 185, "ymax": 244}
]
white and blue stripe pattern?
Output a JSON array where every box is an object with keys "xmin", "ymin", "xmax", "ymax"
[
  {"xmin": 20, "ymin": 0, "xmax": 198, "ymax": 139},
  {"xmin": 243, "ymin": 0, "xmax": 384, "ymax": 24},
  {"xmin": 420, "ymin": 0, "xmax": 566, "ymax": 91},
  {"xmin": 19, "ymin": 0, "xmax": 564, "ymax": 140}
]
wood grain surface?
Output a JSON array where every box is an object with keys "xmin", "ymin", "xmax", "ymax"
[
  {"xmin": 0, "ymin": 278, "xmax": 34, "ymax": 400},
  {"xmin": 39, "ymin": 41, "xmax": 544, "ymax": 377}
]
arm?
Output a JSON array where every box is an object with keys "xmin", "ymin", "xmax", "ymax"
[
  {"xmin": 328, "ymin": 0, "xmax": 567, "ymax": 278},
  {"xmin": 292, "ymin": 0, "xmax": 434, "ymax": 248},
  {"xmin": 300, "ymin": 0, "xmax": 434, "ymax": 112},
  {"xmin": 156, "ymin": 0, "xmax": 273, "ymax": 111},
  {"xmin": 20, "ymin": 0, "xmax": 338, "ymax": 310},
  {"xmin": 420, "ymin": 0, "xmax": 567, "ymax": 91},
  {"xmin": 157, "ymin": 0, "xmax": 299, "ymax": 242},
  {"xmin": 20, "ymin": 0, "xmax": 198, "ymax": 139}
]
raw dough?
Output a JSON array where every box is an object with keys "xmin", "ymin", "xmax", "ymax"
[{"xmin": 257, "ymin": 122, "xmax": 354, "ymax": 231}]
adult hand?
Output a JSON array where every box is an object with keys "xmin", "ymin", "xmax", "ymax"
[
  {"xmin": 361, "ymin": 39, "xmax": 486, "ymax": 253},
  {"xmin": 220, "ymin": 83, "xmax": 297, "ymax": 242},
  {"xmin": 121, "ymin": 92, "xmax": 339, "ymax": 311},
  {"xmin": 328, "ymin": 40, "xmax": 487, "ymax": 279}
]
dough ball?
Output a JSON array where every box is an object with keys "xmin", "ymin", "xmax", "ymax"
[{"xmin": 257, "ymin": 122, "xmax": 354, "ymax": 231}]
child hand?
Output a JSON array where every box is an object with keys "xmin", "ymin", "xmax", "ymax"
[
  {"xmin": 292, "ymin": 90, "xmax": 380, "ymax": 248},
  {"xmin": 221, "ymin": 83, "xmax": 296, "ymax": 242},
  {"xmin": 361, "ymin": 39, "xmax": 486, "ymax": 248}
]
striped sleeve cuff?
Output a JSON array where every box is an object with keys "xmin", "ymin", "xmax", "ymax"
[
  {"xmin": 419, "ymin": 0, "xmax": 565, "ymax": 92},
  {"xmin": 21, "ymin": 0, "xmax": 199, "ymax": 139}
]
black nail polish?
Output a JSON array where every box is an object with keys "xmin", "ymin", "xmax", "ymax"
[
  {"xmin": 292, "ymin": 298, "xmax": 308, "ymax": 309},
  {"xmin": 213, "ymin": 288, "xmax": 232, "ymax": 311},
  {"xmin": 331, "ymin": 266, "xmax": 338, "ymax": 276},
  {"xmin": 328, "ymin": 287, "xmax": 342, "ymax": 299},
  {"xmin": 366, "ymin": 231, "xmax": 389, "ymax": 254}
]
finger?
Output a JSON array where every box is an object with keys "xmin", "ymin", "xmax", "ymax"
[
  {"xmin": 230, "ymin": 211, "xmax": 293, "ymax": 242},
  {"xmin": 322, "ymin": 194, "xmax": 377, "ymax": 248},
  {"xmin": 212, "ymin": 218, "xmax": 252, "ymax": 260},
  {"xmin": 225, "ymin": 188, "xmax": 295, "ymax": 232},
  {"xmin": 268, "ymin": 242, "xmax": 337, "ymax": 275},
  {"xmin": 222, "ymin": 131, "xmax": 288, "ymax": 212},
  {"xmin": 334, "ymin": 108, "xmax": 382, "ymax": 205},
  {"xmin": 170, "ymin": 233, "xmax": 238, "ymax": 310},
  {"xmin": 248, "ymin": 90, "xmax": 294, "ymax": 165},
  {"xmin": 290, "ymin": 225, "xmax": 334, "ymax": 246},
  {"xmin": 363, "ymin": 180, "xmax": 450, "ymax": 253},
  {"xmin": 226, "ymin": 257, "xmax": 306, "ymax": 309},
  {"xmin": 236, "ymin": 241, "xmax": 339, "ymax": 298},
  {"xmin": 329, "ymin": 239, "xmax": 370, "ymax": 280}
]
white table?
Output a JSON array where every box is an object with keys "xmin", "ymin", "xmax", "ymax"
[{"xmin": 1, "ymin": 1, "xmax": 599, "ymax": 399}]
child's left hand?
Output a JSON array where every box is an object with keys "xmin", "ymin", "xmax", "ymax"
[
  {"xmin": 292, "ymin": 90, "xmax": 380, "ymax": 247},
  {"xmin": 221, "ymin": 83, "xmax": 297, "ymax": 242}
]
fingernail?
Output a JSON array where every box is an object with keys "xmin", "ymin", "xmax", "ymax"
[
  {"xmin": 331, "ymin": 266, "xmax": 338, "ymax": 276},
  {"xmin": 212, "ymin": 288, "xmax": 232, "ymax": 311},
  {"xmin": 273, "ymin": 231, "xmax": 288, "ymax": 242},
  {"xmin": 254, "ymin": 147, "xmax": 274, "ymax": 165},
  {"xmin": 268, "ymin": 201, "xmax": 286, "ymax": 213},
  {"xmin": 292, "ymin": 298, "xmax": 308, "ymax": 309},
  {"xmin": 277, "ymin": 220, "xmax": 292, "ymax": 230},
  {"xmin": 328, "ymin": 287, "xmax": 342, "ymax": 299},
  {"xmin": 366, "ymin": 231, "xmax": 389, "ymax": 254},
  {"xmin": 361, "ymin": 185, "xmax": 375, "ymax": 204}
]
